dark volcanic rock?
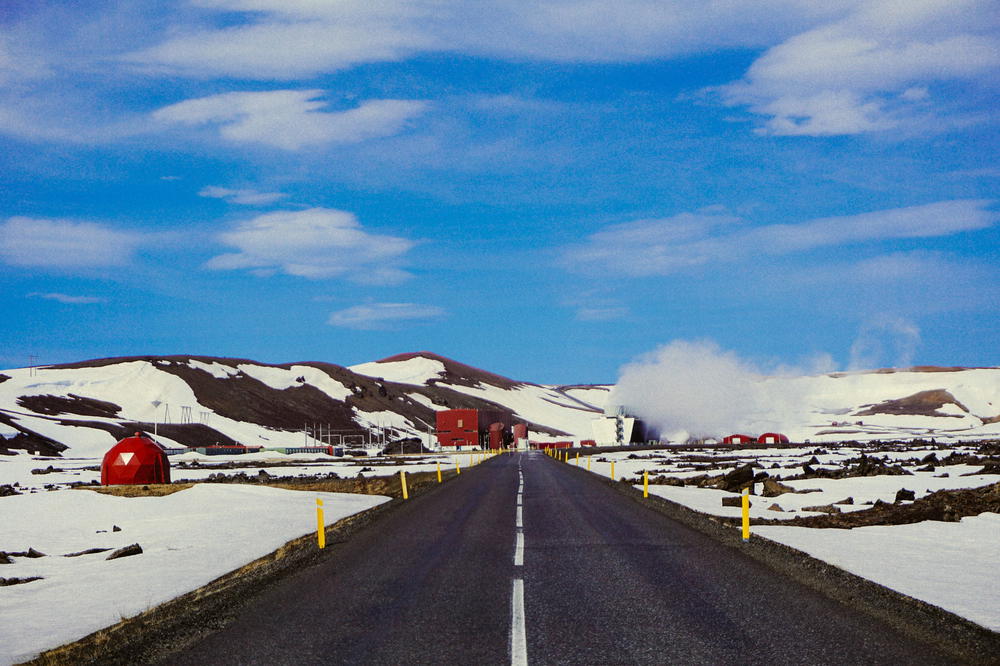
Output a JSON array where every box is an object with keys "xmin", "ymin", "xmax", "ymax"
[
  {"xmin": 761, "ymin": 478, "xmax": 796, "ymax": 497},
  {"xmin": 759, "ymin": 481, "xmax": 1000, "ymax": 529},
  {"xmin": 0, "ymin": 576, "xmax": 43, "ymax": 586},
  {"xmin": 895, "ymin": 488, "xmax": 917, "ymax": 502},
  {"xmin": 0, "ymin": 484, "xmax": 19, "ymax": 497},
  {"xmin": 106, "ymin": 543, "xmax": 143, "ymax": 560},
  {"xmin": 716, "ymin": 465, "xmax": 755, "ymax": 492},
  {"xmin": 64, "ymin": 547, "xmax": 113, "ymax": 558}
]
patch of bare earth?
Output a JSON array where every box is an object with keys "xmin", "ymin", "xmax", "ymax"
[{"xmin": 855, "ymin": 389, "xmax": 969, "ymax": 418}]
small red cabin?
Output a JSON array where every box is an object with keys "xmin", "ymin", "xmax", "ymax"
[
  {"xmin": 101, "ymin": 432, "xmax": 171, "ymax": 485},
  {"xmin": 723, "ymin": 434, "xmax": 756, "ymax": 445},
  {"xmin": 757, "ymin": 432, "xmax": 790, "ymax": 444}
]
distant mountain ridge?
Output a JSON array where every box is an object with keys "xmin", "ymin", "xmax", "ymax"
[
  {"xmin": 0, "ymin": 353, "xmax": 997, "ymax": 458},
  {"xmin": 0, "ymin": 352, "xmax": 610, "ymax": 457}
]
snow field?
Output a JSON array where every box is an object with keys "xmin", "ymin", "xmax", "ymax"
[
  {"xmin": 349, "ymin": 356, "xmax": 447, "ymax": 385},
  {"xmin": 0, "ymin": 485, "xmax": 389, "ymax": 665},
  {"xmin": 756, "ymin": 516, "xmax": 1000, "ymax": 632}
]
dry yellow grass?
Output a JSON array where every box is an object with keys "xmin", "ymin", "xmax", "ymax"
[{"xmin": 79, "ymin": 483, "xmax": 193, "ymax": 497}]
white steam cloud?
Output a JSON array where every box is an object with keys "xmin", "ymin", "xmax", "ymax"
[
  {"xmin": 609, "ymin": 340, "xmax": 778, "ymax": 441},
  {"xmin": 610, "ymin": 322, "xmax": 922, "ymax": 442}
]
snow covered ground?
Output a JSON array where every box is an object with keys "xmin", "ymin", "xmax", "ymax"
[
  {"xmin": 0, "ymin": 485, "xmax": 389, "ymax": 665},
  {"xmin": 756, "ymin": 516, "xmax": 1000, "ymax": 632},
  {"xmin": 575, "ymin": 444, "xmax": 1000, "ymax": 632}
]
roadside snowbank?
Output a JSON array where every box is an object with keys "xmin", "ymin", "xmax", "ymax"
[
  {"xmin": 756, "ymin": 516, "xmax": 1000, "ymax": 632},
  {"xmin": 0, "ymin": 485, "xmax": 388, "ymax": 665}
]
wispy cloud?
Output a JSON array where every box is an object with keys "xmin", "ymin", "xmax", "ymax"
[
  {"xmin": 127, "ymin": 3, "xmax": 435, "ymax": 79},
  {"xmin": 199, "ymin": 185, "xmax": 288, "ymax": 206},
  {"xmin": 562, "ymin": 200, "xmax": 996, "ymax": 276},
  {"xmin": 127, "ymin": 1, "xmax": 850, "ymax": 78},
  {"xmin": 328, "ymin": 302, "xmax": 446, "ymax": 330},
  {"xmin": 849, "ymin": 315, "xmax": 920, "ymax": 370},
  {"xmin": 716, "ymin": 0, "xmax": 1000, "ymax": 135},
  {"xmin": 206, "ymin": 207, "xmax": 416, "ymax": 282},
  {"xmin": 153, "ymin": 90, "xmax": 428, "ymax": 150},
  {"xmin": 28, "ymin": 292, "xmax": 105, "ymax": 304},
  {"xmin": 0, "ymin": 217, "xmax": 141, "ymax": 270}
]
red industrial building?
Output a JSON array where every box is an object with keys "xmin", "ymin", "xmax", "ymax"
[
  {"xmin": 101, "ymin": 432, "xmax": 171, "ymax": 485},
  {"xmin": 758, "ymin": 432, "xmax": 790, "ymax": 444},
  {"xmin": 436, "ymin": 409, "xmax": 514, "ymax": 449},
  {"xmin": 723, "ymin": 434, "xmax": 756, "ymax": 445},
  {"xmin": 533, "ymin": 441, "xmax": 572, "ymax": 450}
]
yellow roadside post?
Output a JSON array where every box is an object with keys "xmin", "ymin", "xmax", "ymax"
[
  {"xmin": 587, "ymin": 456, "xmax": 591, "ymax": 471},
  {"xmin": 400, "ymin": 470, "xmax": 409, "ymax": 500},
  {"xmin": 643, "ymin": 470, "xmax": 649, "ymax": 498},
  {"xmin": 437, "ymin": 461, "xmax": 442, "ymax": 483},
  {"xmin": 316, "ymin": 498, "xmax": 325, "ymax": 549},
  {"xmin": 742, "ymin": 487, "xmax": 751, "ymax": 541},
  {"xmin": 456, "ymin": 457, "xmax": 461, "ymax": 475},
  {"xmin": 575, "ymin": 452, "xmax": 580, "ymax": 466},
  {"xmin": 610, "ymin": 460, "xmax": 615, "ymax": 480}
]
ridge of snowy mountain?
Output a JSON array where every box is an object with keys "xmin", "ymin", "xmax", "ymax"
[
  {"xmin": 0, "ymin": 353, "xmax": 609, "ymax": 457},
  {"xmin": 1, "ymin": 353, "xmax": 998, "ymax": 458}
]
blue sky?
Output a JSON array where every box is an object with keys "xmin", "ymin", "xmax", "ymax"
[{"xmin": 1, "ymin": 0, "xmax": 998, "ymax": 383}]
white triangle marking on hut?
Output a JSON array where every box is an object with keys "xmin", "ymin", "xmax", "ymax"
[{"xmin": 119, "ymin": 452, "xmax": 135, "ymax": 465}]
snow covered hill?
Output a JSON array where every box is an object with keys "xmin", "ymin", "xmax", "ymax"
[
  {"xmin": 0, "ymin": 352, "xmax": 610, "ymax": 457},
  {"xmin": 1, "ymin": 352, "xmax": 998, "ymax": 458},
  {"xmin": 615, "ymin": 366, "xmax": 1000, "ymax": 444}
]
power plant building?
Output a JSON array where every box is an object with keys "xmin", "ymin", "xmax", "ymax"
[
  {"xmin": 591, "ymin": 412, "xmax": 655, "ymax": 445},
  {"xmin": 435, "ymin": 409, "xmax": 514, "ymax": 449}
]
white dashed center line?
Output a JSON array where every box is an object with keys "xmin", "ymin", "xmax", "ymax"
[{"xmin": 511, "ymin": 453, "xmax": 528, "ymax": 665}]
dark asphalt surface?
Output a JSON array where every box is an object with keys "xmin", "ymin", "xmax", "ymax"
[{"xmin": 165, "ymin": 451, "xmax": 955, "ymax": 665}]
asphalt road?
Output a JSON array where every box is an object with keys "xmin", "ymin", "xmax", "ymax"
[{"xmin": 164, "ymin": 451, "xmax": 955, "ymax": 665}]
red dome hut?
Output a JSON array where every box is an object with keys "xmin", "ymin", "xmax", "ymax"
[{"xmin": 101, "ymin": 432, "xmax": 171, "ymax": 485}]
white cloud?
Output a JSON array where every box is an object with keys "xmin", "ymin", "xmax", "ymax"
[
  {"xmin": 199, "ymin": 185, "xmax": 288, "ymax": 206},
  {"xmin": 327, "ymin": 302, "xmax": 446, "ymax": 330},
  {"xmin": 128, "ymin": 1, "xmax": 857, "ymax": 79},
  {"xmin": 562, "ymin": 200, "xmax": 996, "ymax": 276},
  {"xmin": 718, "ymin": 0, "xmax": 1000, "ymax": 135},
  {"xmin": 206, "ymin": 207, "xmax": 416, "ymax": 282},
  {"xmin": 153, "ymin": 91, "xmax": 428, "ymax": 150},
  {"xmin": 0, "ymin": 217, "xmax": 141, "ymax": 270},
  {"xmin": 28, "ymin": 292, "xmax": 105, "ymax": 304},
  {"xmin": 849, "ymin": 315, "xmax": 920, "ymax": 370},
  {"xmin": 129, "ymin": 2, "xmax": 435, "ymax": 78}
]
